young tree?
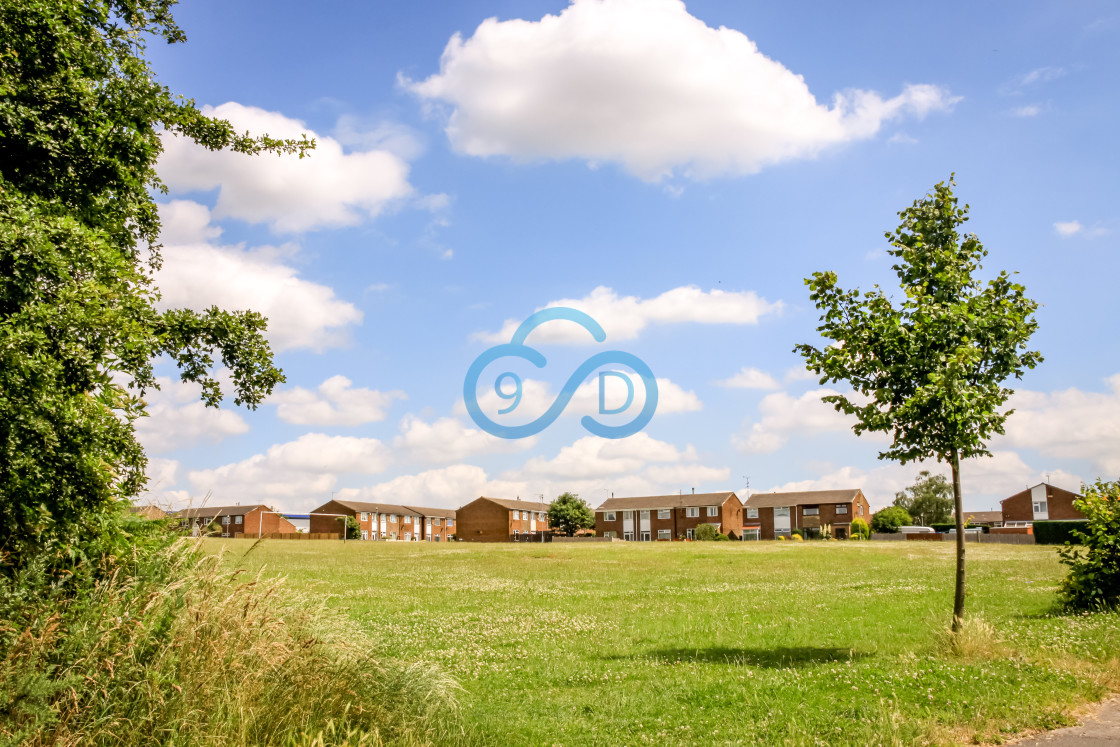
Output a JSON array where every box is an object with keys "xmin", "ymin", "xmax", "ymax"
[
  {"xmin": 794, "ymin": 177, "xmax": 1042, "ymax": 631},
  {"xmin": 547, "ymin": 492, "xmax": 595, "ymax": 536},
  {"xmin": 1058, "ymin": 479, "xmax": 1120, "ymax": 610},
  {"xmin": 893, "ymin": 470, "xmax": 954, "ymax": 525},
  {"xmin": 870, "ymin": 507, "xmax": 912, "ymax": 534},
  {"xmin": 0, "ymin": 1, "xmax": 311, "ymax": 569}
]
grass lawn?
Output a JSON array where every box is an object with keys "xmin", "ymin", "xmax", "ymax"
[{"xmin": 213, "ymin": 540, "xmax": 1119, "ymax": 746}]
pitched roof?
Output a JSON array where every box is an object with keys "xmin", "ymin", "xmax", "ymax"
[
  {"xmin": 474, "ymin": 496, "xmax": 549, "ymax": 512},
  {"xmin": 744, "ymin": 489, "xmax": 863, "ymax": 509},
  {"xmin": 404, "ymin": 505, "xmax": 457, "ymax": 519},
  {"xmin": 173, "ymin": 505, "xmax": 268, "ymax": 519},
  {"xmin": 596, "ymin": 492, "xmax": 738, "ymax": 511},
  {"xmin": 320, "ymin": 500, "xmax": 422, "ymax": 516},
  {"xmin": 961, "ymin": 510, "xmax": 1003, "ymax": 524}
]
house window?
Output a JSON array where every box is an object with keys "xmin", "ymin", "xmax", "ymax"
[
  {"xmin": 657, "ymin": 529, "xmax": 671, "ymax": 540},
  {"xmin": 835, "ymin": 505, "xmax": 848, "ymax": 514},
  {"xmin": 746, "ymin": 508, "xmax": 758, "ymax": 519},
  {"xmin": 686, "ymin": 507, "xmax": 699, "ymax": 518},
  {"xmin": 434, "ymin": 518, "xmax": 442, "ymax": 526},
  {"xmin": 657, "ymin": 509, "xmax": 670, "ymax": 520},
  {"xmin": 605, "ymin": 511, "xmax": 616, "ymax": 522},
  {"xmin": 221, "ymin": 516, "xmax": 230, "ymax": 525},
  {"xmin": 706, "ymin": 506, "xmax": 718, "ymax": 517},
  {"xmin": 640, "ymin": 531, "xmax": 651, "ymax": 541},
  {"xmin": 447, "ymin": 518, "xmax": 454, "ymax": 527},
  {"xmin": 623, "ymin": 511, "xmax": 633, "ymax": 521},
  {"xmin": 361, "ymin": 530, "xmax": 368, "ymax": 541},
  {"xmin": 1033, "ymin": 500, "xmax": 1048, "ymax": 514},
  {"xmin": 623, "ymin": 531, "xmax": 633, "ymax": 541},
  {"xmin": 390, "ymin": 514, "xmax": 397, "ymax": 523},
  {"xmin": 234, "ymin": 515, "xmax": 243, "ymax": 525},
  {"xmin": 604, "ymin": 531, "xmax": 616, "ymax": 539},
  {"xmin": 858, "ymin": 504, "xmax": 864, "ymax": 516},
  {"xmin": 803, "ymin": 506, "xmax": 819, "ymax": 516},
  {"xmin": 360, "ymin": 512, "xmax": 368, "ymax": 522}
]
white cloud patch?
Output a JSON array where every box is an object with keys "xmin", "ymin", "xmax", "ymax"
[
  {"xmin": 340, "ymin": 465, "xmax": 523, "ymax": 510},
  {"xmin": 406, "ymin": 0, "xmax": 957, "ymax": 181},
  {"xmin": 160, "ymin": 102, "xmax": 415, "ymax": 233},
  {"xmin": 1018, "ymin": 67, "xmax": 1066, "ymax": 87},
  {"xmin": 887, "ymin": 133, "xmax": 919, "ymax": 146},
  {"xmin": 717, "ymin": 367, "xmax": 780, "ymax": 390},
  {"xmin": 155, "ymin": 201, "xmax": 363, "ymax": 352},
  {"xmin": 134, "ymin": 376, "xmax": 249, "ymax": 454},
  {"xmin": 187, "ymin": 433, "xmax": 392, "ymax": 509},
  {"xmin": 394, "ymin": 415, "xmax": 537, "ymax": 463},
  {"xmin": 1054, "ymin": 220, "xmax": 1082, "ymax": 236},
  {"xmin": 733, "ymin": 388, "xmax": 861, "ymax": 453},
  {"xmin": 271, "ymin": 375, "xmax": 405, "ymax": 426},
  {"xmin": 477, "ymin": 285, "xmax": 781, "ymax": 344},
  {"xmin": 518, "ymin": 433, "xmax": 695, "ymax": 481}
]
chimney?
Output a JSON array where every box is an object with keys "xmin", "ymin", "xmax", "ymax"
[{"xmin": 691, "ymin": 487, "xmax": 695, "ymax": 494}]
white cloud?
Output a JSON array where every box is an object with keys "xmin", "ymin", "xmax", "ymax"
[
  {"xmin": 1018, "ymin": 67, "xmax": 1066, "ymax": 87},
  {"xmin": 393, "ymin": 415, "xmax": 537, "ymax": 463},
  {"xmin": 187, "ymin": 433, "xmax": 392, "ymax": 509},
  {"xmin": 518, "ymin": 433, "xmax": 695, "ymax": 480},
  {"xmin": 1012, "ymin": 104, "xmax": 1043, "ymax": 117},
  {"xmin": 134, "ymin": 376, "xmax": 250, "ymax": 453},
  {"xmin": 733, "ymin": 388, "xmax": 860, "ymax": 453},
  {"xmin": 406, "ymin": 0, "xmax": 957, "ymax": 181},
  {"xmin": 784, "ymin": 366, "xmax": 818, "ymax": 383},
  {"xmin": 160, "ymin": 102, "xmax": 414, "ymax": 233},
  {"xmin": 1053, "ymin": 220, "xmax": 1082, "ymax": 236},
  {"xmin": 717, "ymin": 367, "xmax": 779, "ymax": 390},
  {"xmin": 477, "ymin": 285, "xmax": 781, "ymax": 344},
  {"xmin": 887, "ymin": 133, "xmax": 919, "ymax": 145},
  {"xmin": 340, "ymin": 464, "xmax": 522, "ymax": 510},
  {"xmin": 155, "ymin": 201, "xmax": 363, "ymax": 352},
  {"xmin": 271, "ymin": 375, "xmax": 405, "ymax": 426}
]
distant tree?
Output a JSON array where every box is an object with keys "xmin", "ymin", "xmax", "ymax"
[
  {"xmin": 794, "ymin": 176, "xmax": 1042, "ymax": 632},
  {"xmin": 850, "ymin": 517, "xmax": 871, "ymax": 540},
  {"xmin": 693, "ymin": 523, "xmax": 722, "ymax": 541},
  {"xmin": 1059, "ymin": 479, "xmax": 1120, "ymax": 610},
  {"xmin": 548, "ymin": 492, "xmax": 594, "ymax": 536},
  {"xmin": 871, "ymin": 507, "xmax": 913, "ymax": 534},
  {"xmin": 337, "ymin": 516, "xmax": 360, "ymax": 540},
  {"xmin": 894, "ymin": 471, "xmax": 954, "ymax": 525}
]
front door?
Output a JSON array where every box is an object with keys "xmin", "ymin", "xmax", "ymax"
[{"xmin": 640, "ymin": 531, "xmax": 651, "ymax": 542}]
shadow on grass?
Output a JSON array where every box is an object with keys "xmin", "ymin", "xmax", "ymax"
[{"xmin": 613, "ymin": 646, "xmax": 872, "ymax": 668}]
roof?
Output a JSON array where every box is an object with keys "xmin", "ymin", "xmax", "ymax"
[
  {"xmin": 744, "ymin": 489, "xmax": 863, "ymax": 509},
  {"xmin": 173, "ymin": 505, "xmax": 268, "ymax": 519},
  {"xmin": 318, "ymin": 500, "xmax": 422, "ymax": 516},
  {"xmin": 596, "ymin": 492, "xmax": 738, "ymax": 512},
  {"xmin": 404, "ymin": 505, "xmax": 457, "ymax": 519},
  {"xmin": 473, "ymin": 496, "xmax": 550, "ymax": 512},
  {"xmin": 961, "ymin": 510, "xmax": 1003, "ymax": 524},
  {"xmin": 999, "ymin": 482, "xmax": 1083, "ymax": 505}
]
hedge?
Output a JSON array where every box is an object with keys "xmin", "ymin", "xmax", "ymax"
[
  {"xmin": 930, "ymin": 523, "xmax": 989, "ymax": 533},
  {"xmin": 1034, "ymin": 520, "xmax": 1087, "ymax": 545}
]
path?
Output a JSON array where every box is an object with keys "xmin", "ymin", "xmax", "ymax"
[{"xmin": 1010, "ymin": 698, "xmax": 1120, "ymax": 746}]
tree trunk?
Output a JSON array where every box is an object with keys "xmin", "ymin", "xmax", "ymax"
[{"xmin": 951, "ymin": 448, "xmax": 966, "ymax": 633}]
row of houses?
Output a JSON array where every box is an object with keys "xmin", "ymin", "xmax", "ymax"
[{"xmin": 147, "ymin": 481, "xmax": 1085, "ymax": 542}]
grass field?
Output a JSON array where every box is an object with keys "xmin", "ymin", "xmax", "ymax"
[{"xmin": 213, "ymin": 540, "xmax": 1120, "ymax": 746}]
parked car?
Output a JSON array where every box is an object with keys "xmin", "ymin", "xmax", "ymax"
[{"xmin": 898, "ymin": 526, "xmax": 935, "ymax": 534}]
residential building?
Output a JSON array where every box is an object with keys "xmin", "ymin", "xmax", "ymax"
[
  {"xmin": 960, "ymin": 510, "xmax": 1004, "ymax": 528},
  {"xmin": 173, "ymin": 505, "xmax": 297, "ymax": 537},
  {"xmin": 1001, "ymin": 483, "xmax": 1084, "ymax": 524},
  {"xmin": 742, "ymin": 489, "xmax": 871, "ymax": 540},
  {"xmin": 129, "ymin": 504, "xmax": 167, "ymax": 520},
  {"xmin": 455, "ymin": 497, "xmax": 550, "ymax": 542},
  {"xmin": 309, "ymin": 500, "xmax": 457, "ymax": 541},
  {"xmin": 594, "ymin": 491, "xmax": 743, "ymax": 541}
]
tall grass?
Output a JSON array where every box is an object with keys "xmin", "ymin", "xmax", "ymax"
[{"xmin": 0, "ymin": 539, "xmax": 459, "ymax": 746}]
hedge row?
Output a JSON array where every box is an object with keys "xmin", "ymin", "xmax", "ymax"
[
  {"xmin": 930, "ymin": 523, "xmax": 990, "ymax": 533},
  {"xmin": 1033, "ymin": 520, "xmax": 1087, "ymax": 545}
]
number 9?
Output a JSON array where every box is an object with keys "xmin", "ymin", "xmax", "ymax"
[{"xmin": 495, "ymin": 372, "xmax": 522, "ymax": 415}]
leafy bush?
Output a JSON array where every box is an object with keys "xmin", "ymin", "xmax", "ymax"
[
  {"xmin": 1035, "ymin": 520, "xmax": 1088, "ymax": 546},
  {"xmin": 850, "ymin": 518, "xmax": 870, "ymax": 540},
  {"xmin": 871, "ymin": 507, "xmax": 913, "ymax": 533},
  {"xmin": 693, "ymin": 524, "xmax": 722, "ymax": 541},
  {"xmin": 791, "ymin": 528, "xmax": 804, "ymax": 538},
  {"xmin": 1058, "ymin": 479, "xmax": 1120, "ymax": 611}
]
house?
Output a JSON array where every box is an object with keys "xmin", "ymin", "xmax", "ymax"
[
  {"xmin": 173, "ymin": 505, "xmax": 298, "ymax": 537},
  {"xmin": 455, "ymin": 497, "xmax": 550, "ymax": 542},
  {"xmin": 594, "ymin": 491, "xmax": 743, "ymax": 541},
  {"xmin": 1000, "ymin": 483, "xmax": 1084, "ymax": 524},
  {"xmin": 129, "ymin": 504, "xmax": 167, "ymax": 520},
  {"xmin": 960, "ymin": 510, "xmax": 1004, "ymax": 528},
  {"xmin": 309, "ymin": 500, "xmax": 457, "ymax": 541},
  {"xmin": 742, "ymin": 489, "xmax": 871, "ymax": 540}
]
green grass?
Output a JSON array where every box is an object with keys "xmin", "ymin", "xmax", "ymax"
[{"xmin": 215, "ymin": 540, "xmax": 1120, "ymax": 746}]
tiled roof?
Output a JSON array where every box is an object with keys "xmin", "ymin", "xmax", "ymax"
[
  {"xmin": 320, "ymin": 500, "xmax": 421, "ymax": 516},
  {"xmin": 596, "ymin": 492, "xmax": 737, "ymax": 511},
  {"xmin": 476, "ymin": 497, "xmax": 550, "ymax": 512},
  {"xmin": 744, "ymin": 489, "xmax": 863, "ymax": 509},
  {"xmin": 961, "ymin": 510, "xmax": 1003, "ymax": 523},
  {"xmin": 173, "ymin": 505, "xmax": 267, "ymax": 519},
  {"xmin": 404, "ymin": 505, "xmax": 457, "ymax": 519}
]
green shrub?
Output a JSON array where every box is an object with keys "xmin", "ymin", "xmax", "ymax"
[
  {"xmin": 850, "ymin": 518, "xmax": 870, "ymax": 540},
  {"xmin": 1058, "ymin": 479, "xmax": 1120, "ymax": 611},
  {"xmin": 1034, "ymin": 520, "xmax": 1088, "ymax": 546},
  {"xmin": 871, "ymin": 506, "xmax": 912, "ymax": 533},
  {"xmin": 790, "ymin": 528, "xmax": 804, "ymax": 538},
  {"xmin": 693, "ymin": 524, "xmax": 722, "ymax": 541}
]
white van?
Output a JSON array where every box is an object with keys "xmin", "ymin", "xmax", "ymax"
[{"xmin": 898, "ymin": 525, "xmax": 935, "ymax": 534}]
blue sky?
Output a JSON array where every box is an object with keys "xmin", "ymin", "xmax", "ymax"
[{"xmin": 139, "ymin": 0, "xmax": 1120, "ymax": 514}]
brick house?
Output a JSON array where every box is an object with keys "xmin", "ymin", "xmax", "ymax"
[
  {"xmin": 960, "ymin": 510, "xmax": 1004, "ymax": 528},
  {"xmin": 309, "ymin": 500, "xmax": 457, "ymax": 541},
  {"xmin": 742, "ymin": 489, "xmax": 870, "ymax": 540},
  {"xmin": 129, "ymin": 504, "xmax": 167, "ymax": 520},
  {"xmin": 455, "ymin": 497, "xmax": 550, "ymax": 542},
  {"xmin": 174, "ymin": 505, "xmax": 298, "ymax": 537},
  {"xmin": 1000, "ymin": 483, "xmax": 1084, "ymax": 523},
  {"xmin": 593, "ymin": 491, "xmax": 743, "ymax": 541}
]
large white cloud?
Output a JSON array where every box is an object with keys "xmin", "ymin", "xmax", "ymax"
[
  {"xmin": 734, "ymin": 388, "xmax": 862, "ymax": 454},
  {"xmin": 393, "ymin": 415, "xmax": 538, "ymax": 463},
  {"xmin": 187, "ymin": 433, "xmax": 392, "ymax": 508},
  {"xmin": 518, "ymin": 433, "xmax": 696, "ymax": 480},
  {"xmin": 271, "ymin": 375, "xmax": 405, "ymax": 426},
  {"xmin": 155, "ymin": 201, "xmax": 363, "ymax": 353},
  {"xmin": 407, "ymin": 0, "xmax": 958, "ymax": 181},
  {"xmin": 134, "ymin": 376, "xmax": 250, "ymax": 454},
  {"xmin": 159, "ymin": 103, "xmax": 414, "ymax": 233},
  {"xmin": 717, "ymin": 366, "xmax": 780, "ymax": 390},
  {"xmin": 476, "ymin": 285, "xmax": 781, "ymax": 344},
  {"xmin": 339, "ymin": 465, "xmax": 523, "ymax": 510}
]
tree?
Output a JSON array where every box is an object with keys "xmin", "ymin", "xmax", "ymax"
[
  {"xmin": 1058, "ymin": 479, "xmax": 1120, "ymax": 610},
  {"xmin": 548, "ymin": 492, "xmax": 594, "ymax": 536},
  {"xmin": 893, "ymin": 470, "xmax": 954, "ymax": 525},
  {"xmin": 870, "ymin": 506, "xmax": 912, "ymax": 534},
  {"xmin": 850, "ymin": 517, "xmax": 870, "ymax": 540},
  {"xmin": 794, "ymin": 176, "xmax": 1042, "ymax": 632},
  {"xmin": 693, "ymin": 523, "xmax": 722, "ymax": 541},
  {"xmin": 0, "ymin": 1, "xmax": 311, "ymax": 569},
  {"xmin": 337, "ymin": 516, "xmax": 361, "ymax": 540}
]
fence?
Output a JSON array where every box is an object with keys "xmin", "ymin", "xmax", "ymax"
[
  {"xmin": 871, "ymin": 532, "xmax": 1034, "ymax": 545},
  {"xmin": 233, "ymin": 532, "xmax": 341, "ymax": 540},
  {"xmin": 552, "ymin": 536, "xmax": 620, "ymax": 543}
]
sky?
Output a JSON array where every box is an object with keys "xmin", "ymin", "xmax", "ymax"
[{"xmin": 138, "ymin": 0, "xmax": 1120, "ymax": 515}]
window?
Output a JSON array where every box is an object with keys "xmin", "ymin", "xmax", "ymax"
[
  {"xmin": 604, "ymin": 531, "xmax": 616, "ymax": 539},
  {"xmin": 858, "ymin": 504, "xmax": 864, "ymax": 516},
  {"xmin": 538, "ymin": 512, "xmax": 545, "ymax": 520},
  {"xmin": 234, "ymin": 515, "xmax": 243, "ymax": 525},
  {"xmin": 640, "ymin": 531, "xmax": 651, "ymax": 541},
  {"xmin": 447, "ymin": 518, "xmax": 454, "ymax": 527},
  {"xmin": 623, "ymin": 532, "xmax": 633, "ymax": 541},
  {"xmin": 639, "ymin": 510, "xmax": 650, "ymax": 520},
  {"xmin": 657, "ymin": 529, "xmax": 671, "ymax": 540},
  {"xmin": 434, "ymin": 535, "xmax": 441, "ymax": 542},
  {"xmin": 706, "ymin": 506, "xmax": 718, "ymax": 517},
  {"xmin": 623, "ymin": 511, "xmax": 633, "ymax": 521},
  {"xmin": 403, "ymin": 515, "xmax": 411, "ymax": 524},
  {"xmin": 803, "ymin": 506, "xmax": 819, "ymax": 516},
  {"xmin": 835, "ymin": 505, "xmax": 848, "ymax": 515},
  {"xmin": 657, "ymin": 509, "xmax": 670, "ymax": 520},
  {"xmin": 361, "ymin": 530, "xmax": 368, "ymax": 541},
  {"xmin": 434, "ymin": 518, "xmax": 442, "ymax": 526},
  {"xmin": 221, "ymin": 516, "xmax": 230, "ymax": 525},
  {"xmin": 390, "ymin": 514, "xmax": 397, "ymax": 522},
  {"xmin": 605, "ymin": 511, "xmax": 616, "ymax": 522},
  {"xmin": 360, "ymin": 512, "xmax": 368, "ymax": 522},
  {"xmin": 746, "ymin": 508, "xmax": 758, "ymax": 519},
  {"xmin": 685, "ymin": 507, "xmax": 699, "ymax": 518}
]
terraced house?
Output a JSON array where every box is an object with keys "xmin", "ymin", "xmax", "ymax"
[
  {"xmin": 309, "ymin": 500, "xmax": 456, "ymax": 541},
  {"xmin": 174, "ymin": 504, "xmax": 298, "ymax": 537},
  {"xmin": 742, "ymin": 489, "xmax": 870, "ymax": 540},
  {"xmin": 594, "ymin": 491, "xmax": 744, "ymax": 541},
  {"xmin": 455, "ymin": 497, "xmax": 550, "ymax": 542}
]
